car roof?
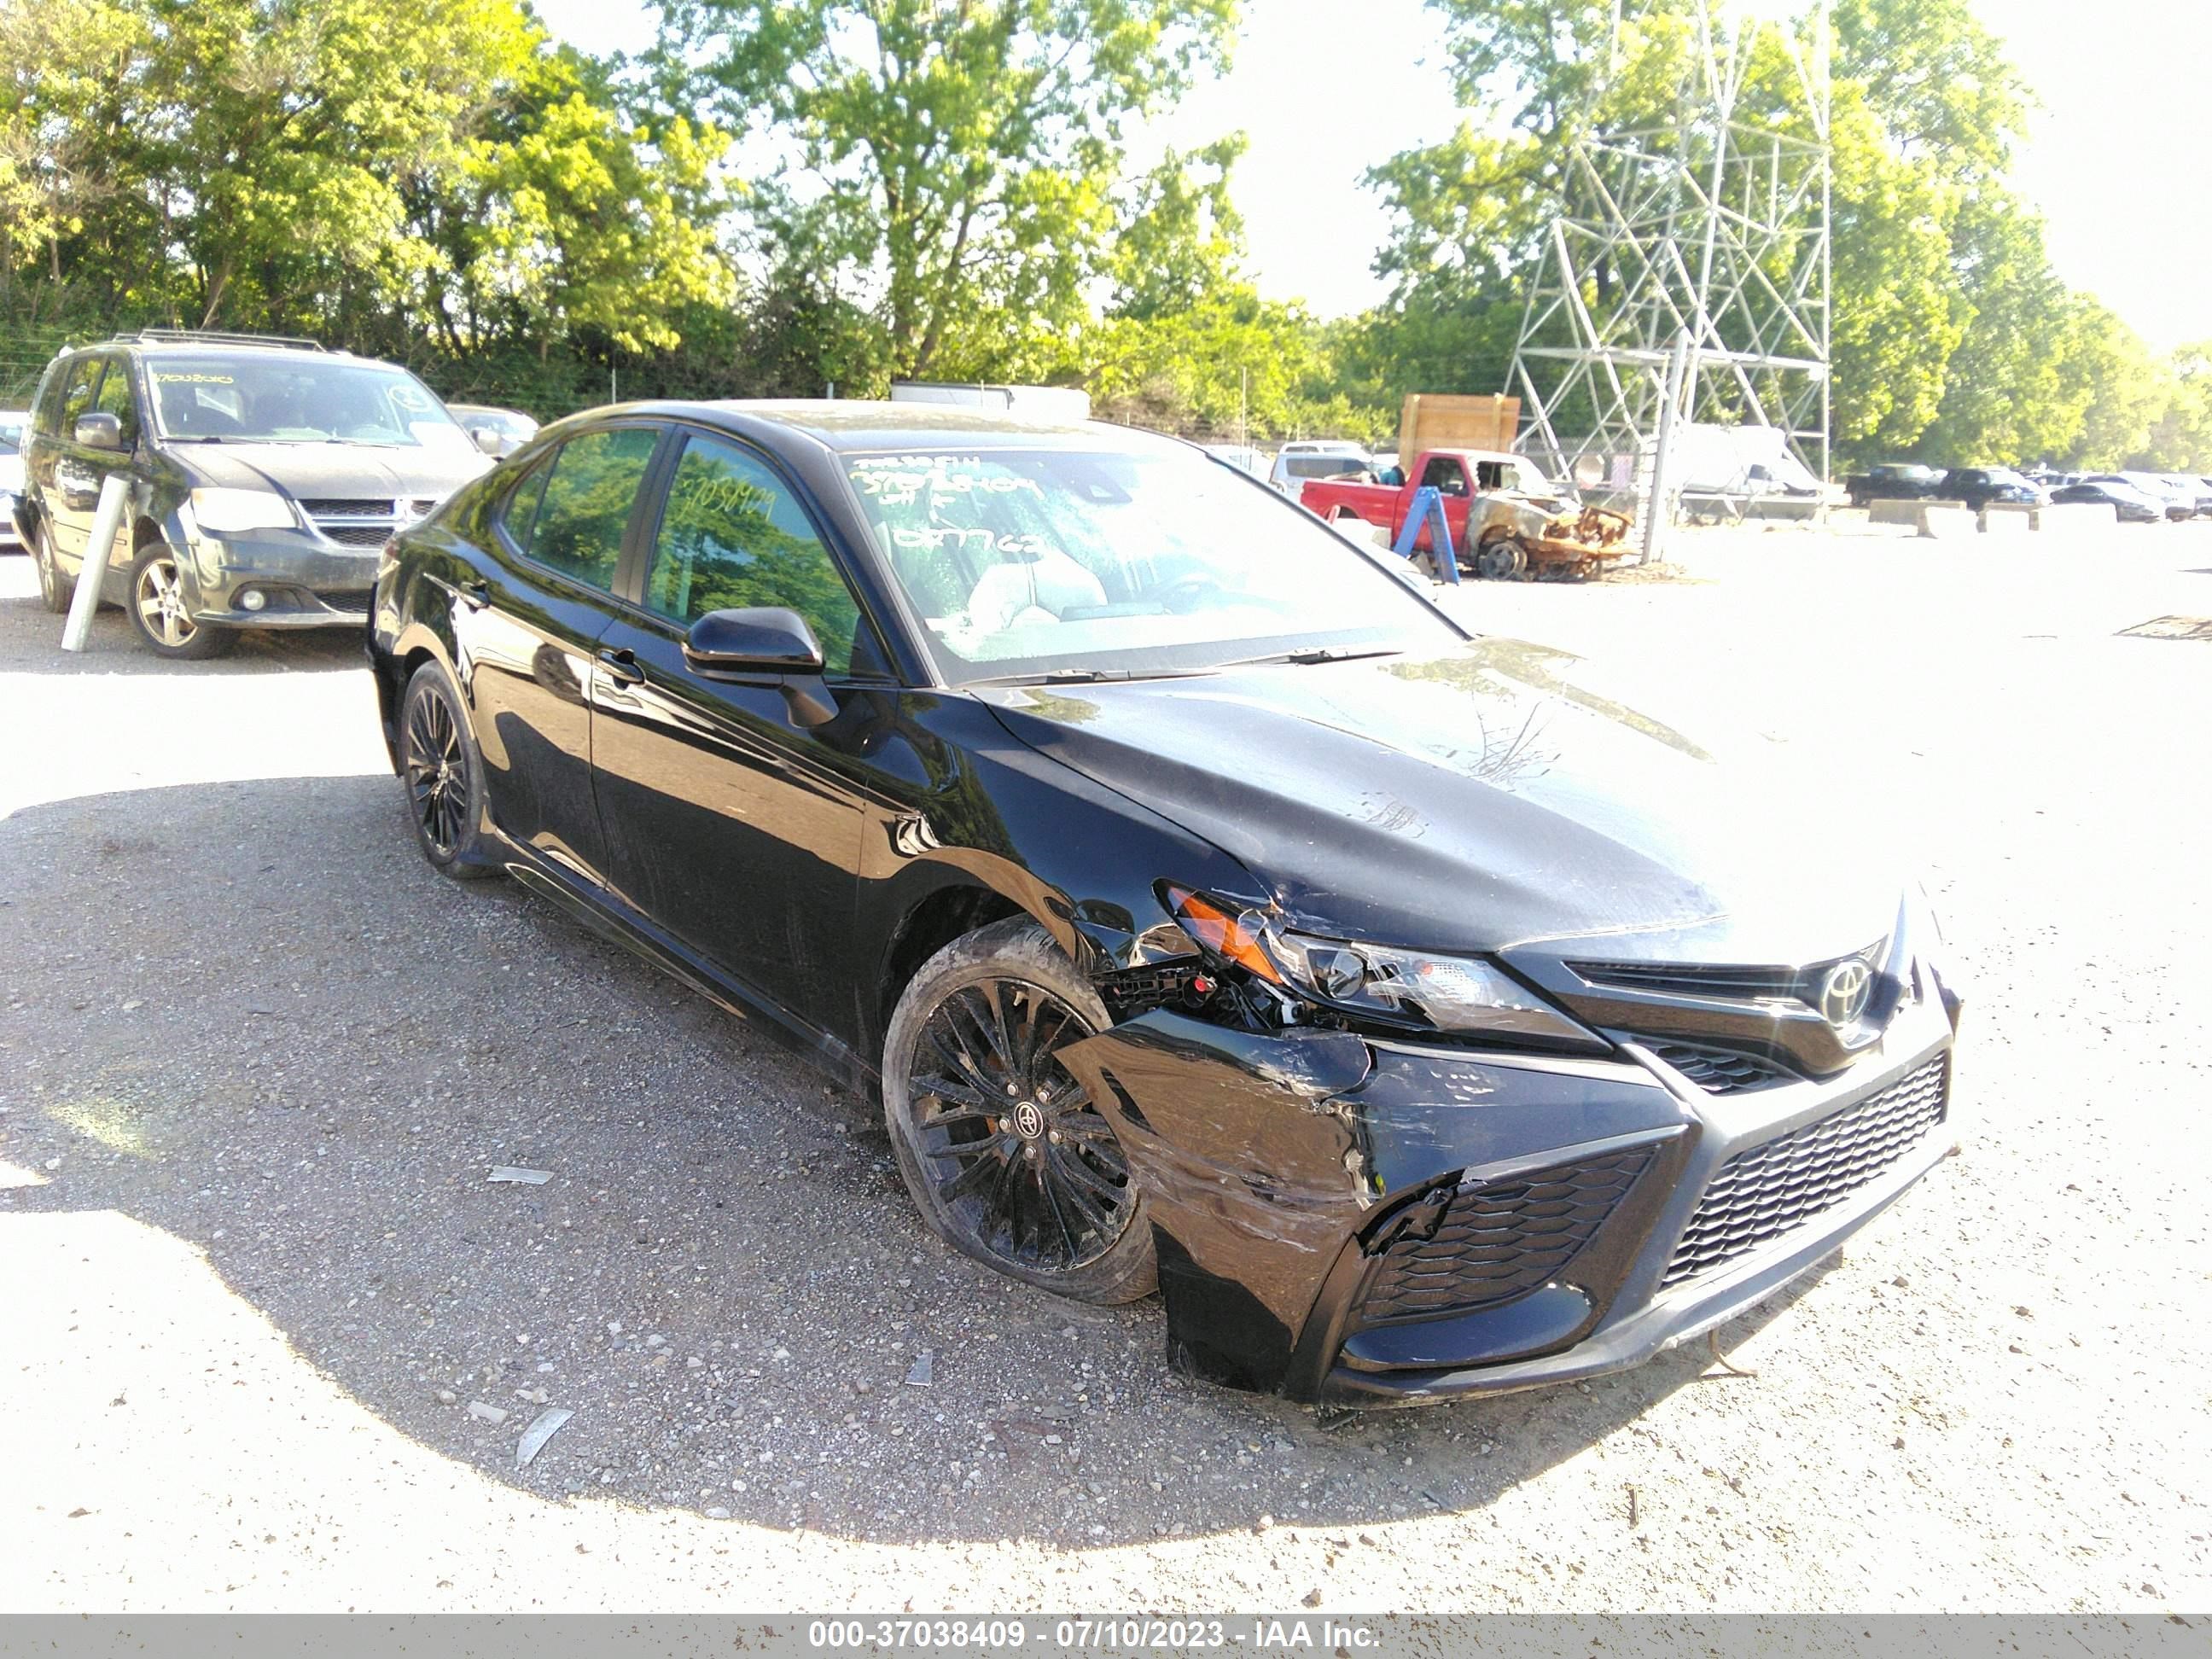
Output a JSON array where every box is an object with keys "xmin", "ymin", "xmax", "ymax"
[
  {"xmin": 575, "ymin": 398, "xmax": 1193, "ymax": 457},
  {"xmin": 118, "ymin": 341, "xmax": 346, "ymax": 369},
  {"xmin": 1421, "ymin": 448, "xmax": 1531, "ymax": 466}
]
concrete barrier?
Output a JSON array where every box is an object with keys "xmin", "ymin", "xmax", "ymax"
[
  {"xmin": 1868, "ymin": 498, "xmax": 1980, "ymax": 538},
  {"xmin": 2032, "ymin": 502, "xmax": 2119, "ymax": 533},
  {"xmin": 1979, "ymin": 503, "xmax": 2034, "ymax": 534}
]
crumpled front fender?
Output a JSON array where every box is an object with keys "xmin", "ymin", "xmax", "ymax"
[{"xmin": 1056, "ymin": 1012, "xmax": 1691, "ymax": 1398}]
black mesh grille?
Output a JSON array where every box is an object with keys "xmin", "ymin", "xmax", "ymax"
[
  {"xmin": 406, "ymin": 497, "xmax": 441, "ymax": 517},
  {"xmin": 300, "ymin": 498, "xmax": 394, "ymax": 518},
  {"xmin": 1647, "ymin": 1040, "xmax": 1795, "ymax": 1094},
  {"xmin": 1664, "ymin": 1057, "xmax": 1948, "ymax": 1286},
  {"xmin": 1363, "ymin": 1148, "xmax": 1653, "ymax": 1323},
  {"xmin": 319, "ymin": 524, "xmax": 392, "ymax": 546}
]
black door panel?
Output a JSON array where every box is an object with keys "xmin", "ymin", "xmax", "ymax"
[
  {"xmin": 458, "ymin": 424, "xmax": 661, "ymax": 885},
  {"xmin": 590, "ymin": 431, "xmax": 886, "ymax": 1028},
  {"xmin": 591, "ymin": 614, "xmax": 870, "ymax": 1027}
]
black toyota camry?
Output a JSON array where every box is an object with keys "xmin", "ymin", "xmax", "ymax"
[{"xmin": 367, "ymin": 401, "xmax": 1961, "ymax": 1408}]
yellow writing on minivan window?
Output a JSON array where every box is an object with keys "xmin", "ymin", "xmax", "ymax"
[{"xmin": 154, "ymin": 373, "xmax": 236, "ymax": 385}]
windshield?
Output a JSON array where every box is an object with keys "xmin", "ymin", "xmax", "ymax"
[
  {"xmin": 844, "ymin": 445, "xmax": 1464, "ymax": 684},
  {"xmin": 146, "ymin": 355, "xmax": 472, "ymax": 450}
]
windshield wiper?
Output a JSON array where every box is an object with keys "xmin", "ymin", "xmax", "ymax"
[
  {"xmin": 1229, "ymin": 646, "xmax": 1406, "ymax": 667},
  {"xmin": 972, "ymin": 666, "xmax": 1218, "ymax": 688}
]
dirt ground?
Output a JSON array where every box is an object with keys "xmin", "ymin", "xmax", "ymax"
[{"xmin": 1, "ymin": 520, "xmax": 2207, "ymax": 1613}]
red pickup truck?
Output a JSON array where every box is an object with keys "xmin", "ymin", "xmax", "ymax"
[
  {"xmin": 1300, "ymin": 448, "xmax": 1633, "ymax": 579},
  {"xmin": 1299, "ymin": 449, "xmax": 1571, "ymax": 546}
]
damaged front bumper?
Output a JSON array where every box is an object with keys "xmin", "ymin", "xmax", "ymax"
[{"xmin": 1056, "ymin": 987, "xmax": 1958, "ymax": 1408}]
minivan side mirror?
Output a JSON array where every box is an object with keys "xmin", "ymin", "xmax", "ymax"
[
  {"xmin": 75, "ymin": 412, "xmax": 125, "ymax": 451},
  {"xmin": 469, "ymin": 424, "xmax": 512, "ymax": 457},
  {"xmin": 684, "ymin": 606, "xmax": 835, "ymax": 725}
]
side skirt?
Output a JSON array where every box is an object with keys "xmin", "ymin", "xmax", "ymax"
[{"xmin": 499, "ymin": 847, "xmax": 877, "ymax": 1100}]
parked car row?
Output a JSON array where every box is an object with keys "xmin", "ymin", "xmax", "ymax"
[
  {"xmin": 1843, "ymin": 463, "xmax": 2043, "ymax": 512},
  {"xmin": 1843, "ymin": 458, "xmax": 2212, "ymax": 524},
  {"xmin": 2046, "ymin": 472, "xmax": 2212, "ymax": 522}
]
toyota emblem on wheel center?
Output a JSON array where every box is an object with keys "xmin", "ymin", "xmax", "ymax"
[
  {"xmin": 1012, "ymin": 1100, "xmax": 1045, "ymax": 1139},
  {"xmin": 1819, "ymin": 958, "xmax": 1874, "ymax": 1028}
]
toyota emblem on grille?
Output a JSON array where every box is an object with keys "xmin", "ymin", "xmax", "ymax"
[{"xmin": 1818, "ymin": 959, "xmax": 1873, "ymax": 1028}]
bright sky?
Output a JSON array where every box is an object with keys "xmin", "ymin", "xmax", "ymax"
[{"xmin": 537, "ymin": 0, "xmax": 2212, "ymax": 349}]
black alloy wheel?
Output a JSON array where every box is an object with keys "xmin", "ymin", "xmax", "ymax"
[
  {"xmin": 406, "ymin": 684, "xmax": 469, "ymax": 858},
  {"xmin": 399, "ymin": 660, "xmax": 495, "ymax": 879},
  {"xmin": 914, "ymin": 980, "xmax": 1132, "ymax": 1270},
  {"xmin": 884, "ymin": 919, "xmax": 1154, "ymax": 1302}
]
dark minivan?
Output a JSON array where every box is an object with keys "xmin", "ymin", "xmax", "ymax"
[{"xmin": 18, "ymin": 330, "xmax": 491, "ymax": 659}]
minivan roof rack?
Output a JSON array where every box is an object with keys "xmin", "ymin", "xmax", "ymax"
[{"xmin": 113, "ymin": 329, "xmax": 329, "ymax": 352}]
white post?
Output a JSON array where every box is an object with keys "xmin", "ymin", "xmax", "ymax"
[
  {"xmin": 61, "ymin": 474, "xmax": 131, "ymax": 653},
  {"xmin": 1641, "ymin": 329, "xmax": 1691, "ymax": 567}
]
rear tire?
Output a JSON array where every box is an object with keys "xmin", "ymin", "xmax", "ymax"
[
  {"xmin": 882, "ymin": 917, "xmax": 1155, "ymax": 1305},
  {"xmin": 399, "ymin": 659, "xmax": 497, "ymax": 880}
]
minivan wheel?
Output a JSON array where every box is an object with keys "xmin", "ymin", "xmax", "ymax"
[
  {"xmin": 883, "ymin": 917, "xmax": 1155, "ymax": 1305},
  {"xmin": 399, "ymin": 659, "xmax": 496, "ymax": 880},
  {"xmin": 127, "ymin": 544, "xmax": 234, "ymax": 659},
  {"xmin": 32, "ymin": 523, "xmax": 72, "ymax": 614}
]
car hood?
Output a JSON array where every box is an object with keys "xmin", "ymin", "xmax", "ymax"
[
  {"xmin": 979, "ymin": 641, "xmax": 1905, "ymax": 965},
  {"xmin": 177, "ymin": 440, "xmax": 490, "ymax": 503},
  {"xmin": 0, "ymin": 455, "xmax": 23, "ymax": 492}
]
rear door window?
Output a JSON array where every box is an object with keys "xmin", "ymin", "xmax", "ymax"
[{"xmin": 519, "ymin": 427, "xmax": 660, "ymax": 592}]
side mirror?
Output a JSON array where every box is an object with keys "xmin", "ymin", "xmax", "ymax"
[
  {"xmin": 684, "ymin": 606, "xmax": 835, "ymax": 725},
  {"xmin": 75, "ymin": 412, "xmax": 125, "ymax": 451},
  {"xmin": 469, "ymin": 424, "xmax": 511, "ymax": 457}
]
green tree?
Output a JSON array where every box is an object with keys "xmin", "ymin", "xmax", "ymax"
[
  {"xmin": 2142, "ymin": 342, "xmax": 2212, "ymax": 471},
  {"xmin": 1106, "ymin": 135, "xmax": 1245, "ymax": 322},
  {"xmin": 1362, "ymin": 0, "xmax": 2083, "ymax": 469},
  {"xmin": 655, "ymin": 0, "xmax": 1238, "ymax": 380},
  {"xmin": 406, "ymin": 43, "xmax": 735, "ymax": 358}
]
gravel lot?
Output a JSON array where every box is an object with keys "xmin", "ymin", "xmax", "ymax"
[{"xmin": 1, "ymin": 521, "xmax": 2207, "ymax": 1613}]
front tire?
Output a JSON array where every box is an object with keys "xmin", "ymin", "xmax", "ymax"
[
  {"xmin": 399, "ymin": 659, "xmax": 496, "ymax": 880},
  {"xmin": 883, "ymin": 917, "xmax": 1155, "ymax": 1304},
  {"xmin": 127, "ymin": 543, "xmax": 234, "ymax": 659}
]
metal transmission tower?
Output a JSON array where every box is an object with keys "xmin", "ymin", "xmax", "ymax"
[{"xmin": 1507, "ymin": 0, "xmax": 1833, "ymax": 500}]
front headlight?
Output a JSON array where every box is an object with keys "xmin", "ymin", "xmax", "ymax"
[
  {"xmin": 189, "ymin": 487, "xmax": 298, "ymax": 534},
  {"xmin": 1163, "ymin": 885, "xmax": 1603, "ymax": 1051}
]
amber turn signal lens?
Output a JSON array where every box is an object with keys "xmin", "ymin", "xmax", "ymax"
[{"xmin": 1165, "ymin": 887, "xmax": 1282, "ymax": 983}]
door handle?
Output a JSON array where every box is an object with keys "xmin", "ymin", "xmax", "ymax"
[
  {"xmin": 596, "ymin": 647, "xmax": 645, "ymax": 686},
  {"xmin": 458, "ymin": 579, "xmax": 492, "ymax": 611}
]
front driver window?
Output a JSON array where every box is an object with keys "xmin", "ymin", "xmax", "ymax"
[
  {"xmin": 91, "ymin": 358, "xmax": 140, "ymax": 447},
  {"xmin": 644, "ymin": 435, "xmax": 870, "ymax": 678},
  {"xmin": 1422, "ymin": 457, "xmax": 1469, "ymax": 496},
  {"xmin": 59, "ymin": 358, "xmax": 101, "ymax": 435},
  {"xmin": 524, "ymin": 426, "xmax": 659, "ymax": 591}
]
